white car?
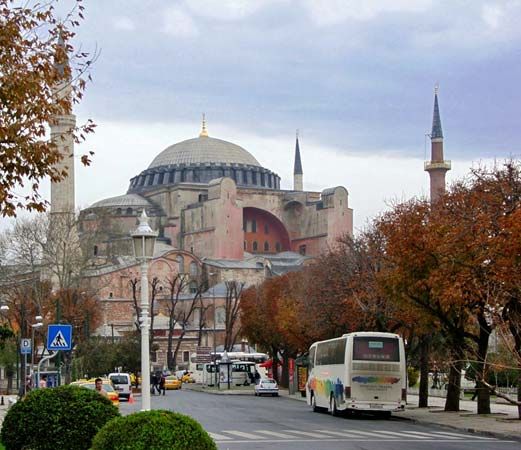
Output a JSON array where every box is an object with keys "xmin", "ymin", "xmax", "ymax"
[{"xmin": 254, "ymin": 378, "xmax": 279, "ymax": 397}]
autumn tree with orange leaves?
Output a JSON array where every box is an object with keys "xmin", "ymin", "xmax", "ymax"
[
  {"xmin": 0, "ymin": 0, "xmax": 95, "ymax": 216},
  {"xmin": 241, "ymin": 274, "xmax": 302, "ymax": 387},
  {"xmin": 376, "ymin": 160, "xmax": 521, "ymax": 414}
]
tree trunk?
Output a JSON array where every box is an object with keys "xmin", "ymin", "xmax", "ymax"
[
  {"xmin": 172, "ymin": 330, "xmax": 186, "ymax": 371},
  {"xmin": 167, "ymin": 319, "xmax": 174, "ymax": 370},
  {"xmin": 419, "ymin": 336, "xmax": 429, "ymax": 408},
  {"xmin": 280, "ymin": 352, "xmax": 289, "ymax": 388},
  {"xmin": 476, "ymin": 315, "xmax": 491, "ymax": 414},
  {"xmin": 271, "ymin": 346, "xmax": 279, "ymax": 383},
  {"xmin": 444, "ymin": 338, "xmax": 465, "ymax": 412}
]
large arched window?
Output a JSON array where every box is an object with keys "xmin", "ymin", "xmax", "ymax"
[
  {"xmin": 252, "ymin": 241, "xmax": 258, "ymax": 252},
  {"xmin": 264, "ymin": 241, "xmax": 269, "ymax": 252}
]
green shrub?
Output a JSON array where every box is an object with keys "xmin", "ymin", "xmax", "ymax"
[
  {"xmin": 407, "ymin": 367, "xmax": 419, "ymax": 387},
  {"xmin": 91, "ymin": 410, "xmax": 217, "ymax": 450},
  {"xmin": 0, "ymin": 385, "xmax": 119, "ymax": 450}
]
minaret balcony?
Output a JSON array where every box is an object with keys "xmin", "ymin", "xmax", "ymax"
[{"xmin": 424, "ymin": 160, "xmax": 451, "ymax": 171}]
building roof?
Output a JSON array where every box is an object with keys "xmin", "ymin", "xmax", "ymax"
[
  {"xmin": 90, "ymin": 193, "xmax": 151, "ymax": 209},
  {"xmin": 148, "ymin": 136, "xmax": 261, "ymax": 169},
  {"xmin": 204, "ymin": 259, "xmax": 264, "ymax": 269}
]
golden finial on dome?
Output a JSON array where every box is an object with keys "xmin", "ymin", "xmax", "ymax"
[{"xmin": 200, "ymin": 113, "xmax": 208, "ymax": 137}]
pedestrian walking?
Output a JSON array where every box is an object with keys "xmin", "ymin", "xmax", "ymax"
[
  {"xmin": 155, "ymin": 371, "xmax": 162, "ymax": 394},
  {"xmin": 471, "ymin": 383, "xmax": 478, "ymax": 401},
  {"xmin": 159, "ymin": 373, "xmax": 166, "ymax": 396},
  {"xmin": 25, "ymin": 375, "xmax": 33, "ymax": 393},
  {"xmin": 150, "ymin": 372, "xmax": 157, "ymax": 395},
  {"xmin": 39, "ymin": 375, "xmax": 47, "ymax": 389}
]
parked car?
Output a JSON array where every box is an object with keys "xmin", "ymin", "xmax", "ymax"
[
  {"xmin": 71, "ymin": 379, "xmax": 120, "ymax": 406},
  {"xmin": 108, "ymin": 372, "xmax": 132, "ymax": 400},
  {"xmin": 164, "ymin": 375, "xmax": 182, "ymax": 390},
  {"xmin": 254, "ymin": 378, "xmax": 279, "ymax": 397}
]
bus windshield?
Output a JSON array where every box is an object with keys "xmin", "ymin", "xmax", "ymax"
[{"xmin": 352, "ymin": 336, "xmax": 400, "ymax": 362}]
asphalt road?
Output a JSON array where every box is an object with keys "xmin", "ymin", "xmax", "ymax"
[{"xmin": 120, "ymin": 390, "xmax": 518, "ymax": 450}]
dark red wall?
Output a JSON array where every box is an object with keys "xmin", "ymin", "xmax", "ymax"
[{"xmin": 243, "ymin": 208, "xmax": 290, "ymax": 254}]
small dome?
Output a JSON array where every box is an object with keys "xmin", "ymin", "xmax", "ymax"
[
  {"xmin": 148, "ymin": 136, "xmax": 261, "ymax": 169},
  {"xmin": 90, "ymin": 193, "xmax": 151, "ymax": 209}
]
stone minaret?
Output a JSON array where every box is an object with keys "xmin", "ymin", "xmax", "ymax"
[
  {"xmin": 50, "ymin": 33, "xmax": 76, "ymax": 216},
  {"xmin": 293, "ymin": 131, "xmax": 303, "ymax": 191},
  {"xmin": 424, "ymin": 85, "xmax": 451, "ymax": 203}
]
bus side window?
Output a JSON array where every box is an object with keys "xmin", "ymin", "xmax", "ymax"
[{"xmin": 309, "ymin": 347, "xmax": 316, "ymax": 370}]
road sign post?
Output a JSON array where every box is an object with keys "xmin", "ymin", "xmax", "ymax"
[
  {"xmin": 20, "ymin": 338, "xmax": 31, "ymax": 396},
  {"xmin": 47, "ymin": 324, "xmax": 72, "ymax": 351}
]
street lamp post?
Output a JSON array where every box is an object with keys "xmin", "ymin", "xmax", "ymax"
[
  {"xmin": 208, "ymin": 272, "xmax": 217, "ymax": 387},
  {"xmin": 131, "ymin": 210, "xmax": 158, "ymax": 411},
  {"xmin": 31, "ymin": 318, "xmax": 43, "ymax": 373},
  {"xmin": 23, "ymin": 315, "xmax": 43, "ymax": 395}
]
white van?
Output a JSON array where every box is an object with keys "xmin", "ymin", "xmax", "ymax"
[{"xmin": 108, "ymin": 373, "xmax": 132, "ymax": 400}]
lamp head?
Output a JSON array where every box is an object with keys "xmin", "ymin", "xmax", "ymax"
[{"xmin": 131, "ymin": 210, "xmax": 158, "ymax": 259}]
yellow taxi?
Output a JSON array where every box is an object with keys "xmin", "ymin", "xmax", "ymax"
[
  {"xmin": 181, "ymin": 372, "xmax": 195, "ymax": 383},
  {"xmin": 71, "ymin": 378, "xmax": 120, "ymax": 406},
  {"xmin": 164, "ymin": 375, "xmax": 182, "ymax": 390}
]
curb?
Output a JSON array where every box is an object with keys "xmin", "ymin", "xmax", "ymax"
[
  {"xmin": 183, "ymin": 385, "xmax": 254, "ymax": 395},
  {"xmin": 392, "ymin": 413, "xmax": 521, "ymax": 442}
]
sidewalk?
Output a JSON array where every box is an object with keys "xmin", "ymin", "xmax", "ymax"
[
  {"xmin": 399, "ymin": 394, "xmax": 520, "ymax": 441},
  {"xmin": 278, "ymin": 389, "xmax": 520, "ymax": 441}
]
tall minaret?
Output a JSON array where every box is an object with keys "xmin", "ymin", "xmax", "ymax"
[
  {"xmin": 424, "ymin": 85, "xmax": 451, "ymax": 203},
  {"xmin": 50, "ymin": 32, "xmax": 76, "ymax": 216},
  {"xmin": 293, "ymin": 131, "xmax": 303, "ymax": 191}
]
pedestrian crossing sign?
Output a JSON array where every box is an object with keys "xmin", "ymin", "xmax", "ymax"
[{"xmin": 47, "ymin": 324, "xmax": 72, "ymax": 351}]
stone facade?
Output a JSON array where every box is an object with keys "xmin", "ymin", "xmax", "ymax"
[{"xmin": 75, "ymin": 127, "xmax": 353, "ymax": 369}]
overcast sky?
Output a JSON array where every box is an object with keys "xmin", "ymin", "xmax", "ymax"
[{"xmin": 5, "ymin": 0, "xmax": 521, "ymax": 232}]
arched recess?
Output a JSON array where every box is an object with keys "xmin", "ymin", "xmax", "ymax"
[{"xmin": 243, "ymin": 207, "xmax": 290, "ymax": 254}]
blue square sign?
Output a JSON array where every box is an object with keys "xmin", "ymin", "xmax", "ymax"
[{"xmin": 47, "ymin": 324, "xmax": 72, "ymax": 351}]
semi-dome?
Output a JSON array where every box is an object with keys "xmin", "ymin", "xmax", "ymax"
[{"xmin": 149, "ymin": 136, "xmax": 261, "ymax": 168}]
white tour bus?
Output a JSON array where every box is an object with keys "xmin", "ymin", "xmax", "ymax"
[{"xmin": 306, "ymin": 332, "xmax": 406, "ymax": 416}]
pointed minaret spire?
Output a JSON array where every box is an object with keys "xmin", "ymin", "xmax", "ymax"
[
  {"xmin": 293, "ymin": 130, "xmax": 303, "ymax": 191},
  {"xmin": 53, "ymin": 27, "xmax": 68, "ymax": 78},
  {"xmin": 424, "ymin": 84, "xmax": 451, "ymax": 203},
  {"xmin": 199, "ymin": 113, "xmax": 209, "ymax": 137},
  {"xmin": 431, "ymin": 83, "xmax": 443, "ymax": 139}
]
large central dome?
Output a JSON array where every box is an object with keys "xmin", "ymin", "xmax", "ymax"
[
  {"xmin": 127, "ymin": 123, "xmax": 281, "ymax": 194},
  {"xmin": 149, "ymin": 136, "xmax": 261, "ymax": 169}
]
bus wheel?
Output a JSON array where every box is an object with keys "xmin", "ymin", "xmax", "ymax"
[
  {"xmin": 329, "ymin": 396, "xmax": 339, "ymax": 417},
  {"xmin": 311, "ymin": 393, "xmax": 320, "ymax": 412}
]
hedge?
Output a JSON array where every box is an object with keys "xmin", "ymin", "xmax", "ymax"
[
  {"xmin": 0, "ymin": 385, "xmax": 120, "ymax": 450},
  {"xmin": 91, "ymin": 410, "xmax": 217, "ymax": 450}
]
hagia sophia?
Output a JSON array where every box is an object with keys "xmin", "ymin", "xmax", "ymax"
[{"xmin": 50, "ymin": 56, "xmax": 448, "ymax": 368}]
